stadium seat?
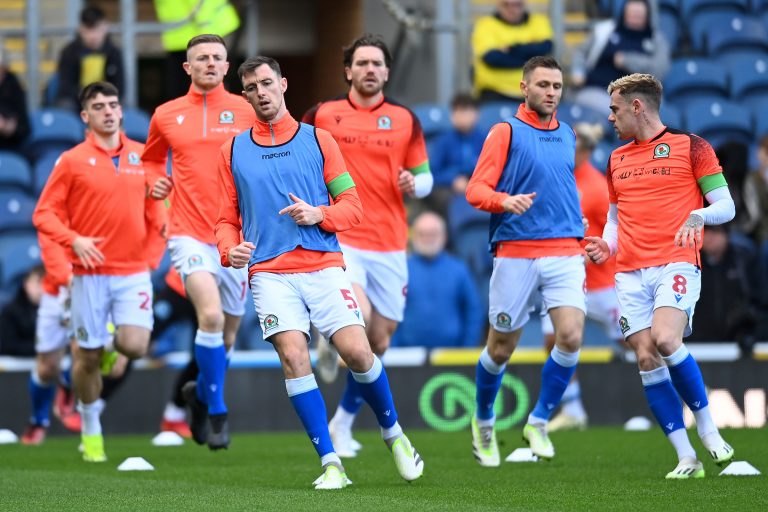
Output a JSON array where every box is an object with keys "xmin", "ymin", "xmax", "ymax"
[
  {"xmin": 664, "ymin": 59, "xmax": 729, "ymax": 106},
  {"xmin": 688, "ymin": 9, "xmax": 750, "ymax": 53},
  {"xmin": 707, "ymin": 16, "xmax": 768, "ymax": 58},
  {"xmin": 0, "ymin": 190, "xmax": 37, "ymax": 233},
  {"xmin": 0, "ymin": 232, "xmax": 41, "ymax": 287},
  {"xmin": 727, "ymin": 54, "xmax": 768, "ymax": 101},
  {"xmin": 684, "ymin": 99, "xmax": 753, "ymax": 147},
  {"xmin": 591, "ymin": 139, "xmax": 622, "ymax": 172},
  {"xmin": 660, "ymin": 103, "xmax": 684, "ymax": 131},
  {"xmin": 477, "ymin": 101, "xmax": 517, "ymax": 134},
  {"xmin": 0, "ymin": 151, "xmax": 32, "ymax": 193},
  {"xmin": 25, "ymin": 108, "xmax": 83, "ymax": 160},
  {"xmin": 557, "ymin": 101, "xmax": 611, "ymax": 136},
  {"xmin": 122, "ymin": 108, "xmax": 151, "ymax": 143},
  {"xmin": 411, "ymin": 103, "xmax": 451, "ymax": 139},
  {"xmin": 754, "ymin": 97, "xmax": 768, "ymax": 136},
  {"xmin": 447, "ymin": 194, "xmax": 490, "ymax": 243},
  {"xmin": 681, "ymin": 0, "xmax": 749, "ymax": 20},
  {"xmin": 658, "ymin": 9, "xmax": 681, "ymax": 51},
  {"xmin": 33, "ymin": 150, "xmax": 62, "ymax": 195}
]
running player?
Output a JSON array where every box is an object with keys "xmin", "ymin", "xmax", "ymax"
[
  {"xmin": 585, "ymin": 73, "xmax": 736, "ymax": 478},
  {"xmin": 467, "ymin": 56, "xmax": 586, "ymax": 467},
  {"xmin": 33, "ymin": 81, "xmax": 166, "ymax": 462},
  {"xmin": 302, "ymin": 34, "xmax": 433, "ymax": 457},
  {"xmin": 142, "ymin": 34, "xmax": 256, "ymax": 449},
  {"xmin": 216, "ymin": 56, "xmax": 424, "ymax": 489}
]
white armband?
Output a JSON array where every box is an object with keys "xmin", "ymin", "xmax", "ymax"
[
  {"xmin": 602, "ymin": 203, "xmax": 619, "ymax": 256},
  {"xmin": 691, "ymin": 186, "xmax": 735, "ymax": 225},
  {"xmin": 413, "ymin": 172, "xmax": 433, "ymax": 199}
]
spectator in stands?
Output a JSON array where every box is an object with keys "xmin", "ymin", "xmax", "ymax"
[
  {"xmin": 570, "ymin": 0, "xmax": 669, "ymax": 112},
  {"xmin": 742, "ymin": 135, "xmax": 768, "ymax": 305},
  {"xmin": 55, "ymin": 6, "xmax": 124, "ymax": 112},
  {"xmin": 0, "ymin": 266, "xmax": 44, "ymax": 357},
  {"xmin": 0, "ymin": 48, "xmax": 30, "ymax": 150},
  {"xmin": 471, "ymin": 0, "xmax": 553, "ymax": 102},
  {"xmin": 688, "ymin": 224, "xmax": 760, "ymax": 344},
  {"xmin": 424, "ymin": 94, "xmax": 486, "ymax": 219},
  {"xmin": 392, "ymin": 212, "xmax": 483, "ymax": 348}
]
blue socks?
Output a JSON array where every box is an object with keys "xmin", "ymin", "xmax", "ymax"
[
  {"xmin": 475, "ymin": 347, "xmax": 506, "ymax": 422},
  {"xmin": 194, "ymin": 330, "xmax": 227, "ymax": 415},
  {"xmin": 286, "ymin": 374, "xmax": 335, "ymax": 459},
  {"xmin": 352, "ymin": 356, "xmax": 399, "ymax": 432},
  {"xmin": 641, "ymin": 366, "xmax": 685, "ymax": 434},
  {"xmin": 29, "ymin": 370, "xmax": 55, "ymax": 427},
  {"xmin": 530, "ymin": 347, "xmax": 579, "ymax": 423},
  {"xmin": 339, "ymin": 370, "xmax": 364, "ymax": 415},
  {"xmin": 664, "ymin": 345, "xmax": 708, "ymax": 412}
]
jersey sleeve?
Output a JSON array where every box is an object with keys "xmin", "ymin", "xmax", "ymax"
[
  {"xmin": 143, "ymin": 194, "xmax": 168, "ymax": 270},
  {"xmin": 315, "ymin": 129, "xmax": 363, "ymax": 232},
  {"xmin": 606, "ymin": 157, "xmax": 617, "ymax": 203},
  {"xmin": 39, "ymin": 234, "xmax": 71, "ymax": 288},
  {"xmin": 689, "ymin": 134, "xmax": 727, "ymax": 193},
  {"xmin": 301, "ymin": 103, "xmax": 320, "ymax": 126},
  {"xmin": 404, "ymin": 112, "xmax": 430, "ymax": 173},
  {"xmin": 32, "ymin": 156, "xmax": 79, "ymax": 247},
  {"xmin": 465, "ymin": 123, "xmax": 512, "ymax": 213},
  {"xmin": 141, "ymin": 113, "xmax": 170, "ymax": 184},
  {"xmin": 215, "ymin": 139, "xmax": 244, "ymax": 267}
]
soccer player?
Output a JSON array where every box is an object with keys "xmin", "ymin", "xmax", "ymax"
[
  {"xmin": 585, "ymin": 73, "xmax": 736, "ymax": 479},
  {"xmin": 216, "ymin": 56, "xmax": 424, "ymax": 489},
  {"xmin": 33, "ymin": 81, "xmax": 167, "ymax": 462},
  {"xmin": 539, "ymin": 122, "xmax": 624, "ymax": 432},
  {"xmin": 142, "ymin": 34, "xmax": 256, "ymax": 449},
  {"xmin": 302, "ymin": 34, "xmax": 433, "ymax": 457},
  {"xmin": 466, "ymin": 56, "xmax": 586, "ymax": 467}
]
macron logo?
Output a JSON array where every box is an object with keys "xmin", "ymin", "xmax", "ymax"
[
  {"xmin": 209, "ymin": 384, "xmax": 217, "ymax": 392},
  {"xmin": 665, "ymin": 422, "xmax": 675, "ymax": 431},
  {"xmin": 312, "ymin": 437, "xmax": 320, "ymax": 445},
  {"xmin": 384, "ymin": 410, "xmax": 391, "ymax": 417},
  {"xmin": 262, "ymin": 151, "xmax": 291, "ymax": 160},
  {"xmin": 176, "ymin": 115, "xmax": 185, "ymax": 125}
]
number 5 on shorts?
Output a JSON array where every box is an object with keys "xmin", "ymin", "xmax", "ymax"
[{"xmin": 340, "ymin": 289, "xmax": 358, "ymax": 310}]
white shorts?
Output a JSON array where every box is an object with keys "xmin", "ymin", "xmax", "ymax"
[
  {"xmin": 71, "ymin": 272, "xmax": 154, "ymax": 349},
  {"xmin": 615, "ymin": 262, "xmax": 701, "ymax": 339},
  {"xmin": 168, "ymin": 236, "xmax": 248, "ymax": 316},
  {"xmin": 35, "ymin": 289, "xmax": 71, "ymax": 354},
  {"xmin": 489, "ymin": 256, "xmax": 586, "ymax": 332},
  {"xmin": 541, "ymin": 287, "xmax": 622, "ymax": 340},
  {"xmin": 249, "ymin": 267, "xmax": 366, "ymax": 341},
  {"xmin": 340, "ymin": 244, "xmax": 407, "ymax": 322}
]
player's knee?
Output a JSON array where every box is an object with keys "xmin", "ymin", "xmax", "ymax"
[
  {"xmin": 486, "ymin": 340, "xmax": 513, "ymax": 365},
  {"xmin": 368, "ymin": 332, "xmax": 390, "ymax": 356},
  {"xmin": 36, "ymin": 358, "xmax": 60, "ymax": 383},
  {"xmin": 651, "ymin": 330, "xmax": 681, "ymax": 356},
  {"xmin": 555, "ymin": 327, "xmax": 583, "ymax": 352},
  {"xmin": 76, "ymin": 348, "xmax": 102, "ymax": 372},
  {"xmin": 635, "ymin": 349, "xmax": 662, "ymax": 371},
  {"xmin": 343, "ymin": 343, "xmax": 374, "ymax": 373},
  {"xmin": 197, "ymin": 309, "xmax": 225, "ymax": 331},
  {"xmin": 115, "ymin": 331, "xmax": 150, "ymax": 359}
]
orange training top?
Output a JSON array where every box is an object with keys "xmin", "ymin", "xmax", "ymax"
[
  {"xmin": 574, "ymin": 159, "xmax": 615, "ymax": 290},
  {"xmin": 303, "ymin": 94, "xmax": 428, "ymax": 251},
  {"xmin": 33, "ymin": 132, "xmax": 167, "ymax": 275},
  {"xmin": 142, "ymin": 83, "xmax": 256, "ymax": 244},
  {"xmin": 39, "ymin": 233, "xmax": 72, "ymax": 296},
  {"xmin": 607, "ymin": 127, "xmax": 723, "ymax": 273},
  {"xmin": 216, "ymin": 112, "xmax": 363, "ymax": 279},
  {"xmin": 466, "ymin": 105, "xmax": 582, "ymax": 258}
]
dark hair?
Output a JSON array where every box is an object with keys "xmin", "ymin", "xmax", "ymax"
[
  {"xmin": 522, "ymin": 56, "xmax": 562, "ymax": 80},
  {"xmin": 343, "ymin": 34, "xmax": 393, "ymax": 70},
  {"xmin": 187, "ymin": 34, "xmax": 227, "ymax": 52},
  {"xmin": 451, "ymin": 93, "xmax": 478, "ymax": 110},
  {"xmin": 238, "ymin": 56, "xmax": 282, "ymax": 82},
  {"xmin": 80, "ymin": 6, "xmax": 106, "ymax": 28},
  {"xmin": 79, "ymin": 81, "xmax": 120, "ymax": 108}
]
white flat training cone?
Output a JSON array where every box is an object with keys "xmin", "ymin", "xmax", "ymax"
[
  {"xmin": 151, "ymin": 431, "xmax": 184, "ymax": 446},
  {"xmin": 624, "ymin": 416, "xmax": 652, "ymax": 431},
  {"xmin": 505, "ymin": 448, "xmax": 539, "ymax": 462},
  {"xmin": 118, "ymin": 457, "xmax": 155, "ymax": 471},
  {"xmin": 719, "ymin": 461, "xmax": 761, "ymax": 476},
  {"xmin": 0, "ymin": 429, "xmax": 18, "ymax": 444}
]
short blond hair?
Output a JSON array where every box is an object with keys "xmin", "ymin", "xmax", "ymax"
[{"xmin": 607, "ymin": 73, "xmax": 663, "ymax": 112}]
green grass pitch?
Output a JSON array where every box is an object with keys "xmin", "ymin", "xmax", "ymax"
[{"xmin": 1, "ymin": 428, "xmax": 766, "ymax": 511}]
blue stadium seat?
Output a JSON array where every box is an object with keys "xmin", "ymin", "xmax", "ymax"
[
  {"xmin": 33, "ymin": 150, "xmax": 62, "ymax": 195},
  {"xmin": 660, "ymin": 103, "xmax": 684, "ymax": 131},
  {"xmin": 708, "ymin": 15, "xmax": 768, "ymax": 58},
  {"xmin": 659, "ymin": 9, "xmax": 681, "ymax": 50},
  {"xmin": 664, "ymin": 59, "xmax": 729, "ymax": 106},
  {"xmin": 0, "ymin": 151, "xmax": 32, "ymax": 192},
  {"xmin": 26, "ymin": 108, "xmax": 83, "ymax": 160},
  {"xmin": 684, "ymin": 99, "xmax": 753, "ymax": 147},
  {"xmin": 682, "ymin": 0, "xmax": 749, "ymax": 20},
  {"xmin": 0, "ymin": 232, "xmax": 41, "ymax": 287},
  {"xmin": 688, "ymin": 9, "xmax": 750, "ymax": 53},
  {"xmin": 0, "ymin": 190, "xmax": 37, "ymax": 233},
  {"xmin": 477, "ymin": 101, "xmax": 517, "ymax": 134},
  {"xmin": 590, "ymin": 139, "xmax": 622, "ymax": 172},
  {"xmin": 447, "ymin": 194, "xmax": 490, "ymax": 243},
  {"xmin": 123, "ymin": 108, "xmax": 151, "ymax": 143},
  {"xmin": 727, "ymin": 54, "xmax": 768, "ymax": 101},
  {"xmin": 754, "ymin": 97, "xmax": 768, "ymax": 136},
  {"xmin": 411, "ymin": 103, "xmax": 451, "ymax": 139},
  {"xmin": 557, "ymin": 101, "xmax": 611, "ymax": 136}
]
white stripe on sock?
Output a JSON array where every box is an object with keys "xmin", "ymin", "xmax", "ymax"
[
  {"xmin": 285, "ymin": 374, "xmax": 318, "ymax": 397},
  {"xmin": 550, "ymin": 346, "xmax": 580, "ymax": 368},
  {"xmin": 195, "ymin": 329, "xmax": 224, "ymax": 348},
  {"xmin": 639, "ymin": 366, "xmax": 671, "ymax": 387},
  {"xmin": 352, "ymin": 355, "xmax": 382, "ymax": 384},
  {"xmin": 662, "ymin": 344, "xmax": 689, "ymax": 367},
  {"xmin": 479, "ymin": 347, "xmax": 506, "ymax": 375}
]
